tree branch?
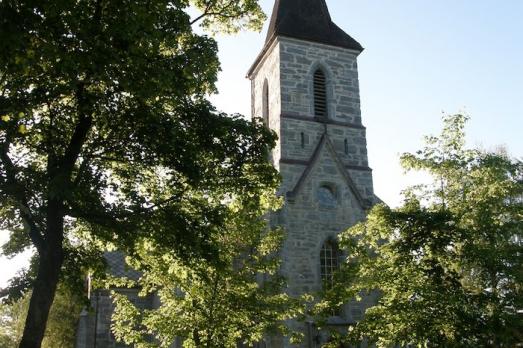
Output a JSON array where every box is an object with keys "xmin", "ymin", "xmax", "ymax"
[
  {"xmin": 190, "ymin": 6, "xmax": 212, "ymax": 25},
  {"xmin": 0, "ymin": 138, "xmax": 45, "ymax": 251},
  {"xmin": 190, "ymin": 0, "xmax": 239, "ymax": 25},
  {"xmin": 58, "ymin": 82, "xmax": 93, "ymax": 176},
  {"xmin": 50, "ymin": 0, "xmax": 103, "ymax": 184}
]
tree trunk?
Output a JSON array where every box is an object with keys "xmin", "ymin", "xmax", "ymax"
[
  {"xmin": 19, "ymin": 204, "xmax": 64, "ymax": 348},
  {"xmin": 18, "ymin": 247, "xmax": 63, "ymax": 348},
  {"xmin": 193, "ymin": 328, "xmax": 201, "ymax": 347}
]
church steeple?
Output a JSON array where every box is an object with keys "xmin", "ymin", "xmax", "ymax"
[
  {"xmin": 265, "ymin": 0, "xmax": 363, "ymax": 51},
  {"xmin": 247, "ymin": 1, "xmax": 377, "ymax": 344}
]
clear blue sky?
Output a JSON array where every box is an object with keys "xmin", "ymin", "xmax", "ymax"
[
  {"xmin": 210, "ymin": 0, "xmax": 523, "ymax": 207},
  {"xmin": 1, "ymin": 0, "xmax": 522, "ymax": 287}
]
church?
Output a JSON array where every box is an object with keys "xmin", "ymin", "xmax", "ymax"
[{"xmin": 76, "ymin": 0, "xmax": 379, "ymax": 346}]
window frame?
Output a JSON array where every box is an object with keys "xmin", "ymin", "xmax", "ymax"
[{"xmin": 320, "ymin": 239, "xmax": 341, "ymax": 289}]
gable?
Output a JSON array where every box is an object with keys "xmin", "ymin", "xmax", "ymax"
[{"xmin": 285, "ymin": 133, "xmax": 370, "ymax": 211}]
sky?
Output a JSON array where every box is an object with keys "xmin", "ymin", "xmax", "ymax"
[
  {"xmin": 1, "ymin": 0, "xmax": 522, "ymax": 288},
  {"xmin": 210, "ymin": 0, "xmax": 523, "ymax": 207}
]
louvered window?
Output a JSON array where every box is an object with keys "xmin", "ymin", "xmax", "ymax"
[{"xmin": 313, "ymin": 69, "xmax": 327, "ymax": 118}]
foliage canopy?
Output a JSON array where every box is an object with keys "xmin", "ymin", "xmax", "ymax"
[
  {"xmin": 109, "ymin": 191, "xmax": 307, "ymax": 348},
  {"xmin": 0, "ymin": 0, "xmax": 271, "ymax": 346},
  {"xmin": 319, "ymin": 114, "xmax": 523, "ymax": 347}
]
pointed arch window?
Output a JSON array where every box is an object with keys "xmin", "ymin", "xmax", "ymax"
[
  {"xmin": 313, "ymin": 69, "xmax": 327, "ymax": 118},
  {"xmin": 262, "ymin": 79, "xmax": 269, "ymax": 126},
  {"xmin": 320, "ymin": 240, "xmax": 341, "ymax": 288}
]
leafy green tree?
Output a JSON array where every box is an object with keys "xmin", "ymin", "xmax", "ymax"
[
  {"xmin": 0, "ymin": 295, "xmax": 25, "ymax": 348},
  {"xmin": 109, "ymin": 190, "xmax": 307, "ymax": 348},
  {"xmin": 0, "ymin": 0, "xmax": 272, "ymax": 347},
  {"xmin": 319, "ymin": 114, "xmax": 523, "ymax": 347},
  {"xmin": 0, "ymin": 285, "xmax": 84, "ymax": 348}
]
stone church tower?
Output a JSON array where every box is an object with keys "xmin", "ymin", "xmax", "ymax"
[{"xmin": 247, "ymin": 0, "xmax": 378, "ymax": 345}]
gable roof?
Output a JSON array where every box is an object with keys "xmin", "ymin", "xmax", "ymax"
[{"xmin": 266, "ymin": 0, "xmax": 363, "ymax": 52}]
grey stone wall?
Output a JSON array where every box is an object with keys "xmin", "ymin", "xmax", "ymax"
[
  {"xmin": 249, "ymin": 36, "xmax": 378, "ymax": 348},
  {"xmin": 279, "ymin": 37, "xmax": 362, "ymax": 125},
  {"xmin": 75, "ymin": 289, "xmax": 155, "ymax": 348},
  {"xmin": 251, "ymin": 40, "xmax": 283, "ymax": 169}
]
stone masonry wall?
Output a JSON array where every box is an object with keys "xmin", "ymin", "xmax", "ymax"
[
  {"xmin": 250, "ymin": 36, "xmax": 378, "ymax": 347},
  {"xmin": 76, "ymin": 289, "xmax": 155, "ymax": 348},
  {"xmin": 251, "ymin": 40, "xmax": 283, "ymax": 170},
  {"xmin": 279, "ymin": 37, "xmax": 362, "ymax": 125},
  {"xmin": 278, "ymin": 37, "xmax": 374, "ymax": 200}
]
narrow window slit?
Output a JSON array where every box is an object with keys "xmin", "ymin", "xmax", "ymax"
[{"xmin": 262, "ymin": 79, "xmax": 269, "ymax": 126}]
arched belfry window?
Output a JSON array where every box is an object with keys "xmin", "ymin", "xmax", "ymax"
[
  {"xmin": 262, "ymin": 79, "xmax": 269, "ymax": 126},
  {"xmin": 313, "ymin": 69, "xmax": 327, "ymax": 118},
  {"xmin": 320, "ymin": 240, "xmax": 341, "ymax": 288}
]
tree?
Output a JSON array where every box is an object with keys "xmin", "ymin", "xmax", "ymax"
[
  {"xmin": 109, "ymin": 190, "xmax": 307, "ymax": 348},
  {"xmin": 0, "ymin": 1, "xmax": 273, "ymax": 347},
  {"xmin": 319, "ymin": 114, "xmax": 523, "ymax": 347},
  {"xmin": 0, "ymin": 285, "xmax": 84, "ymax": 348}
]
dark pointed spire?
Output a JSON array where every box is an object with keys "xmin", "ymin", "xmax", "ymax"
[{"xmin": 265, "ymin": 0, "xmax": 363, "ymax": 51}]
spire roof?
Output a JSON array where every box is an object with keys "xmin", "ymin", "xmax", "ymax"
[{"xmin": 265, "ymin": 0, "xmax": 363, "ymax": 51}]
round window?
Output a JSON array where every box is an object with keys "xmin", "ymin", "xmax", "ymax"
[{"xmin": 317, "ymin": 185, "xmax": 337, "ymax": 208}]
